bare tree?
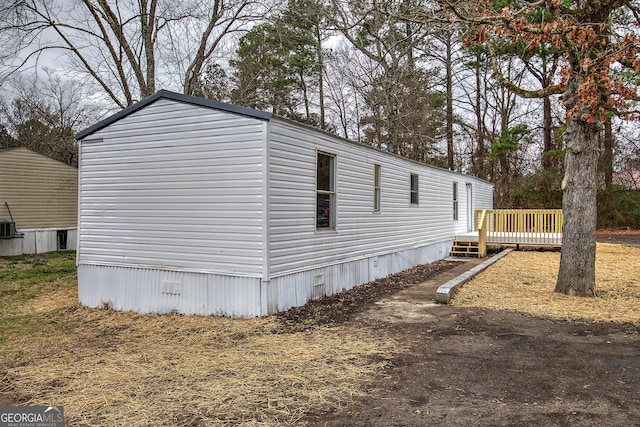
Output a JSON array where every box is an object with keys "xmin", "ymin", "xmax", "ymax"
[
  {"xmin": 323, "ymin": 45, "xmax": 365, "ymax": 140},
  {"xmin": 1, "ymin": 71, "xmax": 103, "ymax": 166},
  {"xmin": 330, "ymin": 0, "xmax": 446, "ymax": 161},
  {"xmin": 0, "ymin": 0, "xmax": 262, "ymax": 108}
]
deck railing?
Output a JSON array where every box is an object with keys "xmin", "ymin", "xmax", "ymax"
[{"xmin": 475, "ymin": 209, "xmax": 563, "ymax": 257}]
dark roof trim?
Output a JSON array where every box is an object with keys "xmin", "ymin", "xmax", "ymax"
[
  {"xmin": 270, "ymin": 115, "xmax": 494, "ymax": 185},
  {"xmin": 75, "ymin": 90, "xmax": 272, "ymax": 140}
]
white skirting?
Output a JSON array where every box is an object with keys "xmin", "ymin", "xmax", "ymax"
[
  {"xmin": 0, "ymin": 228, "xmax": 77, "ymax": 256},
  {"xmin": 78, "ymin": 239, "xmax": 453, "ymax": 317}
]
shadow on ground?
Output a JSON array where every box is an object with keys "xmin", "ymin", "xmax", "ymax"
[
  {"xmin": 286, "ymin": 231, "xmax": 640, "ymax": 426},
  {"xmin": 308, "ymin": 307, "xmax": 639, "ymax": 426}
]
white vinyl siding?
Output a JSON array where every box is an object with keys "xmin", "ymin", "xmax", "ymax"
[
  {"xmin": 78, "ymin": 99, "xmax": 265, "ymax": 276},
  {"xmin": 471, "ymin": 181, "xmax": 494, "ymax": 229},
  {"xmin": 267, "ymin": 118, "xmax": 492, "ymax": 276},
  {"xmin": 473, "ymin": 181, "xmax": 494, "ymax": 209}
]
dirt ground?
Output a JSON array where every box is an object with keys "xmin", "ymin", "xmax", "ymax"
[
  {"xmin": 285, "ymin": 230, "xmax": 640, "ymax": 426},
  {"xmin": 596, "ymin": 228, "xmax": 640, "ymax": 247},
  {"xmin": 304, "ymin": 308, "xmax": 639, "ymax": 426}
]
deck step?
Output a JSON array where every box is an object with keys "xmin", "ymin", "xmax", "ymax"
[
  {"xmin": 450, "ymin": 240, "xmax": 481, "ymax": 258},
  {"xmin": 453, "ymin": 240, "xmax": 477, "ymax": 247}
]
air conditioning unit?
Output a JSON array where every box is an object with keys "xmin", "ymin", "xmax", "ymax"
[{"xmin": 0, "ymin": 221, "xmax": 16, "ymax": 239}]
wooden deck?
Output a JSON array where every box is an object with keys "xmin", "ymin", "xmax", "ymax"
[
  {"xmin": 456, "ymin": 231, "xmax": 563, "ymax": 246},
  {"xmin": 456, "ymin": 209, "xmax": 563, "ymax": 257}
]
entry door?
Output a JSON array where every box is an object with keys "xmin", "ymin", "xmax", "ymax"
[{"xmin": 466, "ymin": 183, "xmax": 473, "ymax": 231}]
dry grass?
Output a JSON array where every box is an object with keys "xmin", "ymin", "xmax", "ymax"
[
  {"xmin": 4, "ymin": 311, "xmax": 395, "ymax": 426},
  {"xmin": 19, "ymin": 284, "xmax": 77, "ymax": 314},
  {"xmin": 451, "ymin": 243, "xmax": 640, "ymax": 324},
  {"xmin": 0, "ymin": 253, "xmax": 399, "ymax": 426}
]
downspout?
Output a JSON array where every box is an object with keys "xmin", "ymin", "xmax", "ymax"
[{"xmin": 4, "ymin": 202, "xmax": 15, "ymax": 223}]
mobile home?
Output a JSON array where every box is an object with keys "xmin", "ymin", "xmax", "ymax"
[{"xmin": 76, "ymin": 90, "xmax": 493, "ymax": 317}]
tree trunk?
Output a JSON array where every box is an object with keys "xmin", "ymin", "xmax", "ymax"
[
  {"xmin": 541, "ymin": 95, "xmax": 554, "ymax": 169},
  {"xmin": 473, "ymin": 51, "xmax": 486, "ymax": 178},
  {"xmin": 555, "ymin": 75, "xmax": 598, "ymax": 297},
  {"xmin": 141, "ymin": 0, "xmax": 157, "ymax": 98},
  {"xmin": 600, "ymin": 120, "xmax": 614, "ymax": 187},
  {"xmin": 316, "ymin": 24, "xmax": 325, "ymax": 129},
  {"xmin": 445, "ymin": 28, "xmax": 454, "ymax": 170}
]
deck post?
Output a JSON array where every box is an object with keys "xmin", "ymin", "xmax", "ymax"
[{"xmin": 477, "ymin": 210, "xmax": 488, "ymax": 257}]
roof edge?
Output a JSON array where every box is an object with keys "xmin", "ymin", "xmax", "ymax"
[
  {"xmin": 75, "ymin": 90, "xmax": 272, "ymax": 140},
  {"xmin": 0, "ymin": 146, "xmax": 78, "ymax": 169},
  {"xmin": 270, "ymin": 115, "xmax": 494, "ymax": 186}
]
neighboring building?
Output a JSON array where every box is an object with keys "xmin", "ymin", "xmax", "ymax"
[
  {"xmin": 0, "ymin": 147, "xmax": 78, "ymax": 256},
  {"xmin": 75, "ymin": 90, "xmax": 494, "ymax": 317}
]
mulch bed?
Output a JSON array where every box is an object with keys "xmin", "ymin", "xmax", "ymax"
[{"xmin": 277, "ymin": 260, "xmax": 459, "ymax": 328}]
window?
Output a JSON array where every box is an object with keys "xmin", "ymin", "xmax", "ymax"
[
  {"xmin": 453, "ymin": 182, "xmax": 459, "ymax": 220},
  {"xmin": 410, "ymin": 173, "xmax": 419, "ymax": 205},
  {"xmin": 316, "ymin": 152, "xmax": 336, "ymax": 229},
  {"xmin": 374, "ymin": 164, "xmax": 381, "ymax": 212}
]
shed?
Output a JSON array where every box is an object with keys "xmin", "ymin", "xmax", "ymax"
[
  {"xmin": 0, "ymin": 147, "xmax": 78, "ymax": 256},
  {"xmin": 75, "ymin": 90, "xmax": 493, "ymax": 317}
]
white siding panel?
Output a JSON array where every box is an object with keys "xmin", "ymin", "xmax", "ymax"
[
  {"xmin": 474, "ymin": 181, "xmax": 494, "ymax": 210},
  {"xmin": 268, "ymin": 119, "xmax": 493, "ymax": 276},
  {"xmin": 78, "ymin": 265, "xmax": 262, "ymax": 317},
  {"xmin": 78, "ymin": 99, "xmax": 265, "ymax": 276}
]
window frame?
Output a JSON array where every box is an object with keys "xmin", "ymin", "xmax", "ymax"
[
  {"xmin": 410, "ymin": 173, "xmax": 419, "ymax": 205},
  {"xmin": 316, "ymin": 151, "xmax": 336, "ymax": 230},
  {"xmin": 453, "ymin": 181, "xmax": 459, "ymax": 221},
  {"xmin": 373, "ymin": 164, "xmax": 381, "ymax": 212}
]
